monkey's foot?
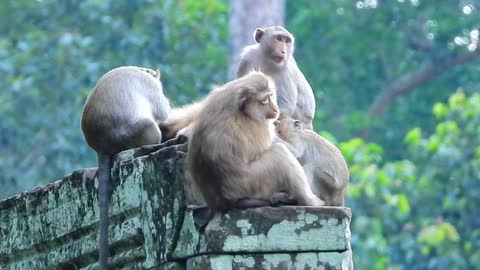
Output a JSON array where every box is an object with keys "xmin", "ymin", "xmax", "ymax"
[
  {"xmin": 234, "ymin": 198, "xmax": 271, "ymax": 209},
  {"xmin": 269, "ymin": 192, "xmax": 297, "ymax": 206},
  {"xmin": 233, "ymin": 192, "xmax": 297, "ymax": 210},
  {"xmin": 163, "ymin": 134, "xmax": 188, "ymax": 146},
  {"xmin": 132, "ymin": 135, "xmax": 188, "ymax": 159},
  {"xmin": 189, "ymin": 204, "xmax": 211, "ymax": 232}
]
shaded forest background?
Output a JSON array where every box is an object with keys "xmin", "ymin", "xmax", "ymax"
[{"xmin": 1, "ymin": 1, "xmax": 479, "ymax": 269}]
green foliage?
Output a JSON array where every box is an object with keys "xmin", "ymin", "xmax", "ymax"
[
  {"xmin": 1, "ymin": 1, "xmax": 480, "ymax": 269},
  {"xmin": 161, "ymin": 0, "xmax": 228, "ymax": 103},
  {"xmin": 0, "ymin": 0, "xmax": 227, "ymax": 198},
  {"xmin": 286, "ymin": 1, "xmax": 480, "ymax": 159},
  {"xmin": 343, "ymin": 92, "xmax": 480, "ymax": 269}
]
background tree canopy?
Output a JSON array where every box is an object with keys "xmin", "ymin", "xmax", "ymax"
[{"xmin": 0, "ymin": 0, "xmax": 479, "ymax": 268}]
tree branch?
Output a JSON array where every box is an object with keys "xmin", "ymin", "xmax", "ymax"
[{"xmin": 367, "ymin": 46, "xmax": 480, "ymax": 116}]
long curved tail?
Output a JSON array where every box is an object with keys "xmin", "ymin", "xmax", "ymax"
[{"xmin": 97, "ymin": 153, "xmax": 112, "ymax": 270}]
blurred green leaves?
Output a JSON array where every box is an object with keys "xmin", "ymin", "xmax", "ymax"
[
  {"xmin": 0, "ymin": 0, "xmax": 228, "ymax": 198},
  {"xmin": 418, "ymin": 222, "xmax": 460, "ymax": 252},
  {"xmin": 1, "ymin": 1, "xmax": 479, "ymax": 269},
  {"xmin": 339, "ymin": 92, "xmax": 480, "ymax": 269}
]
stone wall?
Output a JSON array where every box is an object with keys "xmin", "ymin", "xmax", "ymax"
[{"xmin": 0, "ymin": 140, "xmax": 353, "ymax": 269}]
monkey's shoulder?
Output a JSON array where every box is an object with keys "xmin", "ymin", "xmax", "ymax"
[
  {"xmin": 240, "ymin": 44, "xmax": 260, "ymax": 57},
  {"xmin": 300, "ymin": 131, "xmax": 339, "ymax": 151}
]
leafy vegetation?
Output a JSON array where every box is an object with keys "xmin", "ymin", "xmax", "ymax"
[
  {"xmin": 1, "ymin": 0, "xmax": 479, "ymax": 268},
  {"xmin": 341, "ymin": 92, "xmax": 480, "ymax": 269}
]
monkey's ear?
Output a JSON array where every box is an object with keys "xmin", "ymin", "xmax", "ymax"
[
  {"xmin": 254, "ymin": 28, "xmax": 265, "ymax": 43},
  {"xmin": 156, "ymin": 69, "xmax": 161, "ymax": 79},
  {"xmin": 294, "ymin": 120, "xmax": 302, "ymax": 130},
  {"xmin": 238, "ymin": 93, "xmax": 250, "ymax": 111}
]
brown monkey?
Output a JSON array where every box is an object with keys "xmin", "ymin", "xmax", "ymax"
[
  {"xmin": 81, "ymin": 66, "xmax": 170, "ymax": 269},
  {"xmin": 236, "ymin": 26, "xmax": 316, "ymax": 130},
  {"xmin": 159, "ymin": 26, "xmax": 315, "ymax": 139},
  {"xmin": 187, "ymin": 72, "xmax": 324, "ymax": 212},
  {"xmin": 275, "ymin": 116, "xmax": 349, "ymax": 206}
]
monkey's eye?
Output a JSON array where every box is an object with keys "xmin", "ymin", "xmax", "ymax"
[
  {"xmin": 260, "ymin": 96, "xmax": 269, "ymax": 104},
  {"xmin": 276, "ymin": 35, "xmax": 283, "ymax": 42},
  {"xmin": 294, "ymin": 120, "xmax": 302, "ymax": 129},
  {"xmin": 273, "ymin": 120, "xmax": 280, "ymax": 127},
  {"xmin": 286, "ymin": 38, "xmax": 292, "ymax": 44}
]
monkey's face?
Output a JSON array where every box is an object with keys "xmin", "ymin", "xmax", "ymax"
[
  {"xmin": 261, "ymin": 92, "xmax": 279, "ymax": 119},
  {"xmin": 255, "ymin": 91, "xmax": 279, "ymax": 120},
  {"xmin": 259, "ymin": 30, "xmax": 293, "ymax": 67},
  {"xmin": 274, "ymin": 117, "xmax": 302, "ymax": 142},
  {"xmin": 238, "ymin": 73, "xmax": 279, "ymax": 121},
  {"xmin": 242, "ymin": 91, "xmax": 279, "ymax": 121}
]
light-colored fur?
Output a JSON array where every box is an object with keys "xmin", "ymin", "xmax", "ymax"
[
  {"xmin": 81, "ymin": 66, "xmax": 170, "ymax": 269},
  {"xmin": 187, "ymin": 72, "xmax": 323, "ymax": 211},
  {"xmin": 82, "ymin": 66, "xmax": 170, "ymax": 155},
  {"xmin": 276, "ymin": 117, "xmax": 349, "ymax": 206},
  {"xmin": 236, "ymin": 26, "xmax": 315, "ymax": 129},
  {"xmin": 160, "ymin": 100, "xmax": 204, "ymax": 139}
]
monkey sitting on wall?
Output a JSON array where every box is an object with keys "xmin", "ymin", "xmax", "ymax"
[
  {"xmin": 160, "ymin": 25, "xmax": 316, "ymax": 141},
  {"xmin": 275, "ymin": 116, "xmax": 349, "ymax": 206},
  {"xmin": 236, "ymin": 26, "xmax": 316, "ymax": 130},
  {"xmin": 81, "ymin": 66, "xmax": 170, "ymax": 269},
  {"xmin": 187, "ymin": 72, "xmax": 324, "ymax": 212}
]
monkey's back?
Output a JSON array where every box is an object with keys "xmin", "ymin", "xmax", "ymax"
[
  {"xmin": 81, "ymin": 66, "xmax": 169, "ymax": 155},
  {"xmin": 300, "ymin": 130, "xmax": 349, "ymax": 191},
  {"xmin": 187, "ymin": 84, "xmax": 272, "ymax": 211}
]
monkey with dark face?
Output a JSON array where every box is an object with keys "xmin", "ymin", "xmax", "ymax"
[
  {"xmin": 187, "ymin": 72, "xmax": 324, "ymax": 212},
  {"xmin": 236, "ymin": 26, "xmax": 316, "ymax": 130},
  {"xmin": 275, "ymin": 116, "xmax": 349, "ymax": 206},
  {"xmin": 81, "ymin": 66, "xmax": 170, "ymax": 269}
]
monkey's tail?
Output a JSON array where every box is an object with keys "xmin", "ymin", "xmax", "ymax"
[{"xmin": 97, "ymin": 153, "xmax": 112, "ymax": 270}]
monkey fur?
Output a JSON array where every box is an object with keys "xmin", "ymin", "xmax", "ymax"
[
  {"xmin": 275, "ymin": 116, "xmax": 349, "ymax": 206},
  {"xmin": 186, "ymin": 72, "xmax": 324, "ymax": 212},
  {"xmin": 236, "ymin": 26, "xmax": 316, "ymax": 129},
  {"xmin": 160, "ymin": 26, "xmax": 316, "ymax": 140},
  {"xmin": 81, "ymin": 66, "xmax": 170, "ymax": 269}
]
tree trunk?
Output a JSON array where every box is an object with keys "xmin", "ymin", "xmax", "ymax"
[{"xmin": 228, "ymin": 0, "xmax": 285, "ymax": 79}]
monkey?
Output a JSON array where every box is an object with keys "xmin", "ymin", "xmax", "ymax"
[
  {"xmin": 158, "ymin": 26, "xmax": 315, "ymax": 140},
  {"xmin": 236, "ymin": 26, "xmax": 316, "ymax": 130},
  {"xmin": 274, "ymin": 116, "xmax": 349, "ymax": 206},
  {"xmin": 186, "ymin": 71, "xmax": 324, "ymax": 212},
  {"xmin": 81, "ymin": 66, "xmax": 170, "ymax": 269}
]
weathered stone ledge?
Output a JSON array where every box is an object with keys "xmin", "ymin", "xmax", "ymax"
[
  {"xmin": 0, "ymin": 140, "xmax": 353, "ymax": 270},
  {"xmin": 174, "ymin": 206, "xmax": 351, "ymax": 258}
]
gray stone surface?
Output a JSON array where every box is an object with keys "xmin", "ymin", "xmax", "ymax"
[
  {"xmin": 0, "ymin": 140, "xmax": 187, "ymax": 270},
  {"xmin": 173, "ymin": 206, "xmax": 351, "ymax": 259},
  {"xmin": 187, "ymin": 252, "xmax": 352, "ymax": 270},
  {"xmin": 0, "ymin": 137, "xmax": 353, "ymax": 269}
]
